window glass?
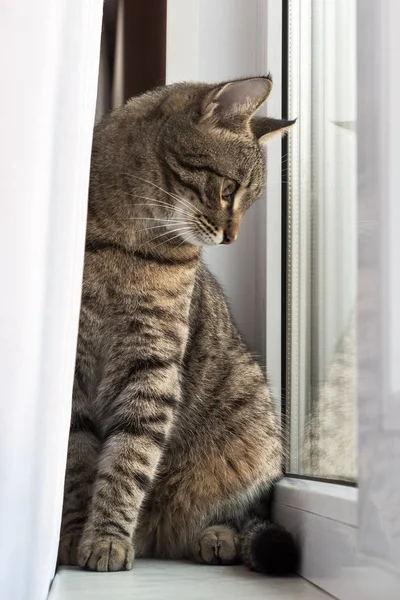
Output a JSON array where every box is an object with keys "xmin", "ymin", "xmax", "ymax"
[{"xmin": 286, "ymin": 0, "xmax": 357, "ymax": 482}]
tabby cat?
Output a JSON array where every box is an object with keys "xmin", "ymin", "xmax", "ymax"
[{"xmin": 59, "ymin": 76, "xmax": 297, "ymax": 574}]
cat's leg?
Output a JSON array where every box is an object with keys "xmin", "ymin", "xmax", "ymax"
[
  {"xmin": 137, "ymin": 382, "xmax": 282, "ymax": 561},
  {"xmin": 58, "ymin": 428, "xmax": 100, "ymax": 565},
  {"xmin": 192, "ymin": 525, "xmax": 240, "ymax": 565},
  {"xmin": 77, "ymin": 361, "xmax": 180, "ymax": 572},
  {"xmin": 59, "ymin": 375, "xmax": 100, "ymax": 566}
]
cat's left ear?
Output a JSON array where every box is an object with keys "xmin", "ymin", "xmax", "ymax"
[
  {"xmin": 251, "ymin": 117, "xmax": 296, "ymax": 143},
  {"xmin": 202, "ymin": 77, "xmax": 273, "ymax": 124}
]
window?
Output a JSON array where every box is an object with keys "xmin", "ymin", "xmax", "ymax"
[
  {"xmin": 285, "ymin": 0, "xmax": 357, "ymax": 482},
  {"xmin": 274, "ymin": 1, "xmax": 400, "ymax": 597}
]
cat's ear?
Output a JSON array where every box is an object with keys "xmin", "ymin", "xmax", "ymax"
[
  {"xmin": 201, "ymin": 77, "xmax": 273, "ymax": 126},
  {"xmin": 251, "ymin": 117, "xmax": 296, "ymax": 143}
]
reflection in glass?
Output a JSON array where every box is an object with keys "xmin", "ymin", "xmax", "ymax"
[{"xmin": 287, "ymin": 0, "xmax": 357, "ymax": 481}]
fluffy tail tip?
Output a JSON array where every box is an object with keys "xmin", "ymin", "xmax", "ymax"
[{"xmin": 245, "ymin": 522, "xmax": 299, "ymax": 576}]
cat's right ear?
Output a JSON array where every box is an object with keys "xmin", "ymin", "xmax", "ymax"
[{"xmin": 200, "ymin": 77, "xmax": 273, "ymax": 131}]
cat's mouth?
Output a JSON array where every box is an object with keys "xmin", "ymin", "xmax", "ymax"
[
  {"xmin": 184, "ymin": 222, "xmax": 238, "ymax": 247},
  {"xmin": 168, "ymin": 203, "xmax": 237, "ymax": 247},
  {"xmin": 167, "ymin": 209, "xmax": 225, "ymax": 246},
  {"xmin": 175, "ymin": 227, "xmax": 224, "ymax": 247},
  {"xmin": 192, "ymin": 222, "xmax": 225, "ymax": 246}
]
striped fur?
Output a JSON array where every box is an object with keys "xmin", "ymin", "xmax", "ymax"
[{"xmin": 59, "ymin": 78, "xmax": 296, "ymax": 573}]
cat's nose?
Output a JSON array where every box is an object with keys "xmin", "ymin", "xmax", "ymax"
[{"xmin": 222, "ymin": 231, "xmax": 237, "ymax": 244}]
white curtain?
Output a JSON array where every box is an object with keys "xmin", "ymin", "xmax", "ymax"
[{"xmin": 0, "ymin": 2, "xmax": 102, "ymax": 599}]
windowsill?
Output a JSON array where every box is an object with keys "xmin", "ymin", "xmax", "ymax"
[
  {"xmin": 49, "ymin": 481, "xmax": 359, "ymax": 599},
  {"xmin": 273, "ymin": 477, "xmax": 400, "ymax": 600},
  {"xmin": 49, "ymin": 561, "xmax": 329, "ymax": 599},
  {"xmin": 272, "ymin": 477, "xmax": 360, "ymax": 598},
  {"xmin": 274, "ymin": 477, "xmax": 358, "ymax": 526}
]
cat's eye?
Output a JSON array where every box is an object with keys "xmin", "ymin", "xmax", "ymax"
[{"xmin": 222, "ymin": 180, "xmax": 238, "ymax": 201}]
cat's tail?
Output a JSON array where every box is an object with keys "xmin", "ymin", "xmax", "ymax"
[{"xmin": 240, "ymin": 517, "xmax": 299, "ymax": 575}]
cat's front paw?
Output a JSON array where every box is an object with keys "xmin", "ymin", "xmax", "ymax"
[
  {"xmin": 58, "ymin": 533, "xmax": 82, "ymax": 566},
  {"xmin": 77, "ymin": 534, "xmax": 134, "ymax": 572}
]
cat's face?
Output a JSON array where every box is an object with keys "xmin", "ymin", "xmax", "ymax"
[
  {"xmin": 161, "ymin": 119, "xmax": 266, "ymax": 246},
  {"xmin": 157, "ymin": 78, "xmax": 294, "ymax": 247}
]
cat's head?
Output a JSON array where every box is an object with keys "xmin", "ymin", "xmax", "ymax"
[
  {"xmin": 153, "ymin": 77, "xmax": 294, "ymax": 247},
  {"xmin": 106, "ymin": 77, "xmax": 294, "ymax": 249}
]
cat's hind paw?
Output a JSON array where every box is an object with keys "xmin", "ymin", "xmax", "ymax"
[{"xmin": 193, "ymin": 525, "xmax": 239, "ymax": 566}]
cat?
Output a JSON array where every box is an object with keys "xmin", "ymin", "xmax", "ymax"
[{"xmin": 58, "ymin": 76, "xmax": 298, "ymax": 574}]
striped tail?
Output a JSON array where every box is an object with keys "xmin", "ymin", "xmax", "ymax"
[{"xmin": 240, "ymin": 517, "xmax": 299, "ymax": 575}]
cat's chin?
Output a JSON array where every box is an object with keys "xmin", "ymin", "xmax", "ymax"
[
  {"xmin": 180, "ymin": 234, "xmax": 224, "ymax": 248},
  {"xmin": 189, "ymin": 240, "xmax": 222, "ymax": 248},
  {"xmin": 177, "ymin": 235, "xmax": 216, "ymax": 248}
]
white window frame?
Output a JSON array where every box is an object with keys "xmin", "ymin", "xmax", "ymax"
[{"xmin": 272, "ymin": 1, "xmax": 400, "ymax": 598}]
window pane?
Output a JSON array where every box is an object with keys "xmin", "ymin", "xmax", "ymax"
[{"xmin": 287, "ymin": 0, "xmax": 357, "ymax": 482}]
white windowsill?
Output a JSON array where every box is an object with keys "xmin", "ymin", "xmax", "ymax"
[
  {"xmin": 274, "ymin": 477, "xmax": 358, "ymax": 527},
  {"xmin": 273, "ymin": 477, "xmax": 400, "ymax": 600},
  {"xmin": 49, "ymin": 561, "xmax": 329, "ymax": 600}
]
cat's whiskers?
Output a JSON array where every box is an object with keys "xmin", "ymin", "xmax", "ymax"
[
  {"xmin": 126, "ymin": 218, "xmax": 198, "ymax": 231},
  {"xmin": 120, "ymin": 172, "xmax": 196, "ymax": 214},
  {"xmin": 175, "ymin": 231, "xmax": 197, "ymax": 249},
  {"xmin": 173, "ymin": 196, "xmax": 198, "ymax": 215},
  {"xmin": 124, "ymin": 217, "xmax": 184, "ymax": 222},
  {"xmin": 149, "ymin": 227, "xmax": 194, "ymax": 251},
  {"xmin": 104, "ymin": 185, "xmax": 196, "ymax": 219},
  {"xmin": 135, "ymin": 221, "xmax": 191, "ymax": 234},
  {"xmin": 131, "ymin": 200, "xmax": 196, "ymax": 219},
  {"xmin": 119, "ymin": 172, "xmax": 182, "ymax": 202},
  {"xmin": 266, "ymin": 180, "xmax": 289, "ymax": 186},
  {"xmin": 151, "ymin": 227, "xmax": 195, "ymax": 248},
  {"xmin": 136, "ymin": 225, "xmax": 193, "ymax": 251},
  {"xmin": 131, "ymin": 195, "xmax": 196, "ymax": 216},
  {"xmin": 127, "ymin": 203, "xmax": 195, "ymax": 220}
]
